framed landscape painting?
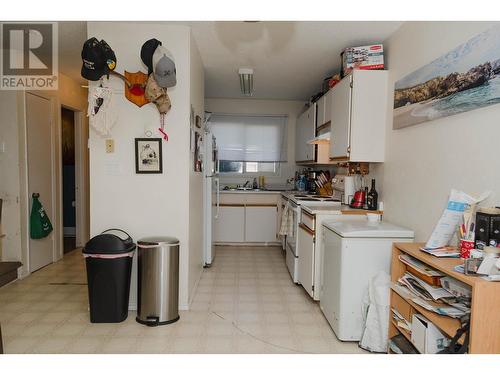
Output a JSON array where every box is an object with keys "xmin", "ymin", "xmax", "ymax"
[{"xmin": 393, "ymin": 24, "xmax": 500, "ymax": 129}]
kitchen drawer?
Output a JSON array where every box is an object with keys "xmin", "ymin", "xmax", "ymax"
[
  {"xmin": 300, "ymin": 209, "xmax": 315, "ymax": 232},
  {"xmin": 219, "ymin": 193, "xmax": 279, "ymax": 205}
]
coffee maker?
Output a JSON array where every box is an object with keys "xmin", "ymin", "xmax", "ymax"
[
  {"xmin": 306, "ymin": 171, "xmax": 318, "ymax": 194},
  {"xmin": 332, "ymin": 175, "xmax": 355, "ymax": 204}
]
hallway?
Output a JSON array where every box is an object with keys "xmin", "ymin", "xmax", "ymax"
[{"xmin": 0, "ymin": 246, "xmax": 365, "ymax": 354}]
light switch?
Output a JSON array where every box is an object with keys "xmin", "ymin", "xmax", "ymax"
[{"xmin": 105, "ymin": 139, "xmax": 114, "ymax": 153}]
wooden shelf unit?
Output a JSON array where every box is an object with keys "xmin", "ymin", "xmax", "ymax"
[{"xmin": 389, "ymin": 242, "xmax": 500, "ymax": 354}]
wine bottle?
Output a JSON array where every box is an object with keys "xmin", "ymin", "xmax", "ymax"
[{"xmin": 367, "ymin": 179, "xmax": 378, "ymax": 211}]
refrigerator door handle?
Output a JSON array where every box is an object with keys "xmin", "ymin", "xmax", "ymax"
[{"xmin": 215, "ymin": 177, "xmax": 220, "ymax": 219}]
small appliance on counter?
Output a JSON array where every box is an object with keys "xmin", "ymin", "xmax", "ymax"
[
  {"xmin": 347, "ymin": 175, "xmax": 378, "ymax": 210},
  {"xmin": 332, "ymin": 174, "xmax": 355, "ymax": 205},
  {"xmin": 350, "ymin": 189, "xmax": 366, "ymax": 209}
]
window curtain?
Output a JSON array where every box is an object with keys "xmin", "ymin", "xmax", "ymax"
[{"xmin": 210, "ymin": 114, "xmax": 288, "ymax": 162}]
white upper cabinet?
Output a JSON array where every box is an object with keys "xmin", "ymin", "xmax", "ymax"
[
  {"xmin": 295, "ymin": 103, "xmax": 316, "ymax": 162},
  {"xmin": 316, "ymin": 94, "xmax": 326, "ymax": 128},
  {"xmin": 319, "ymin": 89, "xmax": 333, "ymax": 128},
  {"xmin": 329, "ymin": 70, "xmax": 388, "ymax": 162}
]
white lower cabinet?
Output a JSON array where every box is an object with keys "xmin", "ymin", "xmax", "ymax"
[
  {"xmin": 245, "ymin": 206, "xmax": 278, "ymax": 243},
  {"xmin": 297, "ymin": 224, "xmax": 315, "ymax": 298},
  {"xmin": 214, "ymin": 206, "xmax": 245, "ymax": 242},
  {"xmin": 214, "ymin": 204, "xmax": 278, "ymax": 243}
]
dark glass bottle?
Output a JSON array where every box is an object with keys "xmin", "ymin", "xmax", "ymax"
[{"xmin": 367, "ymin": 179, "xmax": 378, "ymax": 211}]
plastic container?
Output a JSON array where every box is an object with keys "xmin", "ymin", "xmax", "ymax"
[{"xmin": 83, "ymin": 229, "xmax": 136, "ymax": 323}]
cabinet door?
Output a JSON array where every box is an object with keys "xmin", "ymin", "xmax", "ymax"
[
  {"xmin": 245, "ymin": 206, "xmax": 278, "ymax": 242},
  {"xmin": 297, "ymin": 224, "xmax": 315, "ymax": 298},
  {"xmin": 329, "ymin": 75, "xmax": 352, "ymax": 159},
  {"xmin": 323, "ymin": 89, "xmax": 332, "ymax": 126},
  {"xmin": 316, "ymin": 95, "xmax": 325, "ymax": 127},
  {"xmin": 295, "ymin": 106, "xmax": 315, "ymax": 162},
  {"xmin": 214, "ymin": 206, "xmax": 245, "ymax": 242}
]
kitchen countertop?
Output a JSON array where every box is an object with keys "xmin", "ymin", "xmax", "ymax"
[{"xmin": 220, "ymin": 190, "xmax": 289, "ymax": 194}]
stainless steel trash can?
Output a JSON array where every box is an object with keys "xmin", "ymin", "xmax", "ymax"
[{"xmin": 136, "ymin": 236, "xmax": 180, "ymax": 326}]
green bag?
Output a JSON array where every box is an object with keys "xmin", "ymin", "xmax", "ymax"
[{"xmin": 30, "ymin": 194, "xmax": 53, "ymax": 239}]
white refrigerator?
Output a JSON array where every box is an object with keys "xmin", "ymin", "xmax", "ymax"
[{"xmin": 203, "ymin": 131, "xmax": 219, "ymax": 266}]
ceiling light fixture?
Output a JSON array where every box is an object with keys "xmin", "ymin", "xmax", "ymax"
[{"xmin": 238, "ymin": 68, "xmax": 254, "ymax": 96}]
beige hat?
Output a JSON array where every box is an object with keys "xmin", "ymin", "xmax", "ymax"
[{"xmin": 145, "ymin": 74, "xmax": 171, "ymax": 114}]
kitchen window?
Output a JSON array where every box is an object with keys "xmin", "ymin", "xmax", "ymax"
[
  {"xmin": 210, "ymin": 113, "xmax": 287, "ymax": 176},
  {"xmin": 218, "ymin": 160, "xmax": 279, "ymax": 174}
]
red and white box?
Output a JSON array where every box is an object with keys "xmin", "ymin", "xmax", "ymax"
[{"xmin": 341, "ymin": 44, "xmax": 384, "ymax": 75}]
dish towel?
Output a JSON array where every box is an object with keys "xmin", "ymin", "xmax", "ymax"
[{"xmin": 279, "ymin": 201, "xmax": 294, "ymax": 237}]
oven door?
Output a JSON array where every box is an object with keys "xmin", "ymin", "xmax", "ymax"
[
  {"xmin": 285, "ymin": 202, "xmax": 299, "ymax": 254},
  {"xmin": 285, "ymin": 201, "xmax": 299, "ymax": 283}
]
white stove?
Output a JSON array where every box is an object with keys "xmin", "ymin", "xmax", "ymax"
[
  {"xmin": 288, "ymin": 193, "xmax": 342, "ymax": 206},
  {"xmin": 283, "ymin": 193, "xmax": 341, "ymax": 284}
]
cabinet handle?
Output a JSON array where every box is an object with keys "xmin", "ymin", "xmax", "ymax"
[{"xmin": 299, "ymin": 222, "xmax": 315, "ymax": 236}]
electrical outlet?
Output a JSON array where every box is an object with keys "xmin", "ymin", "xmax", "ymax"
[{"xmin": 105, "ymin": 139, "xmax": 114, "ymax": 153}]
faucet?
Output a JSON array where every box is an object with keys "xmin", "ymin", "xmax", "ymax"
[{"xmin": 243, "ymin": 180, "xmax": 251, "ymax": 188}]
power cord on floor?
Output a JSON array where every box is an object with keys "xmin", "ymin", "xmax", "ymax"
[{"xmin": 209, "ymin": 310, "xmax": 314, "ymax": 354}]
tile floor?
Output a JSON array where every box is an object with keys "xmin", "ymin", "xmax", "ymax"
[{"xmin": 0, "ymin": 245, "xmax": 366, "ymax": 354}]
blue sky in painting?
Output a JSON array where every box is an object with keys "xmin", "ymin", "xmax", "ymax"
[{"xmin": 395, "ymin": 24, "xmax": 500, "ymax": 90}]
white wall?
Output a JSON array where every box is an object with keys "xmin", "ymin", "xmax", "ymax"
[
  {"xmin": 87, "ymin": 22, "xmax": 199, "ymax": 309},
  {"xmin": 188, "ymin": 33, "xmax": 205, "ymax": 305},
  {"xmin": 205, "ymin": 98, "xmax": 305, "ymax": 188},
  {"xmin": 374, "ymin": 21, "xmax": 500, "ymax": 242}
]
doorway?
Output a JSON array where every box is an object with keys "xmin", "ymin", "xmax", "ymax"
[
  {"xmin": 61, "ymin": 107, "xmax": 77, "ymax": 254},
  {"xmin": 26, "ymin": 93, "xmax": 55, "ymax": 272}
]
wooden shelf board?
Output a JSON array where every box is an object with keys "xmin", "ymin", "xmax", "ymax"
[
  {"xmin": 390, "ymin": 320, "xmax": 413, "ymax": 344},
  {"xmin": 393, "ymin": 242, "xmax": 489, "ymax": 287}
]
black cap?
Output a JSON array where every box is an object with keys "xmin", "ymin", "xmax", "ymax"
[
  {"xmin": 141, "ymin": 38, "xmax": 162, "ymax": 75},
  {"xmin": 99, "ymin": 39, "xmax": 117, "ymax": 72},
  {"xmin": 81, "ymin": 38, "xmax": 117, "ymax": 81}
]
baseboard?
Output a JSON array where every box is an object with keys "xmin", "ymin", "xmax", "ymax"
[{"xmin": 214, "ymin": 242, "xmax": 281, "ymax": 247}]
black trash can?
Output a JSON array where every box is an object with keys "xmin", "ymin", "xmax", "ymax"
[{"xmin": 83, "ymin": 229, "xmax": 136, "ymax": 323}]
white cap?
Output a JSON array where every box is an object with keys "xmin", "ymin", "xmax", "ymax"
[{"xmin": 152, "ymin": 46, "xmax": 177, "ymax": 88}]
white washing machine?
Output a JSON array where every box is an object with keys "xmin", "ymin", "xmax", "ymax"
[{"xmin": 320, "ymin": 220, "xmax": 414, "ymax": 341}]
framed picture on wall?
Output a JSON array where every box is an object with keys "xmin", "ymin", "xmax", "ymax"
[{"xmin": 135, "ymin": 138, "xmax": 163, "ymax": 174}]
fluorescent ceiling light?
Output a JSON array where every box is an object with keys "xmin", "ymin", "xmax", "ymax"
[{"xmin": 239, "ymin": 68, "xmax": 254, "ymax": 96}]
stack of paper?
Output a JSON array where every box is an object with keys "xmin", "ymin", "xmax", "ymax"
[
  {"xmin": 391, "ymin": 308, "xmax": 411, "ymax": 332},
  {"xmin": 411, "ymin": 297, "xmax": 468, "ymax": 318},
  {"xmin": 397, "ymin": 273, "xmax": 470, "ymax": 319},
  {"xmin": 398, "ymin": 273, "xmax": 454, "ymax": 301},
  {"xmin": 399, "ymin": 254, "xmax": 445, "ymax": 277},
  {"xmin": 420, "ymin": 247, "xmax": 460, "ymax": 258}
]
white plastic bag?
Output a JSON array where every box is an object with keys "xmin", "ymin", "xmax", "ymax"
[{"xmin": 359, "ymin": 271, "xmax": 391, "ymax": 353}]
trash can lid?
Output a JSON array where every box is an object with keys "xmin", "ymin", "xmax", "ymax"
[
  {"xmin": 83, "ymin": 229, "xmax": 136, "ymax": 255},
  {"xmin": 137, "ymin": 236, "xmax": 179, "ymax": 246}
]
